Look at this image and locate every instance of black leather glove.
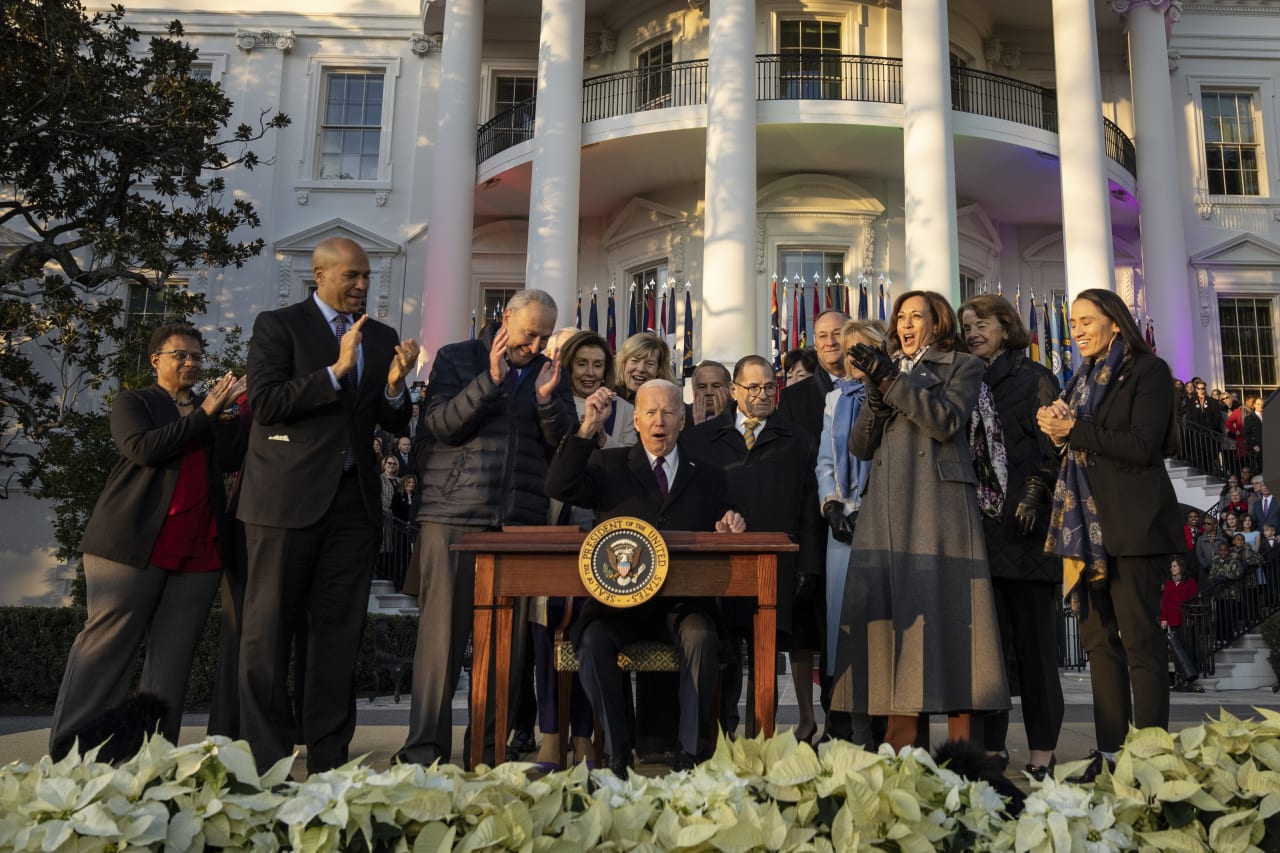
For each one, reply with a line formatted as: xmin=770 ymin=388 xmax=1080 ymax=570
xmin=823 ymin=500 xmax=855 ymax=544
xmin=848 ymin=343 xmax=897 ymax=388
xmin=793 ymin=572 xmax=820 ymax=605
xmin=1014 ymin=478 xmax=1050 ymax=536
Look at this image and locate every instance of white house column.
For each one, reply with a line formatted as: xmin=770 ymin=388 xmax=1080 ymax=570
xmin=420 ymin=0 xmax=483 ymax=363
xmin=524 ymin=0 xmax=585 ymax=325
xmin=1118 ymin=0 xmax=1194 ymax=379
xmin=901 ymin=0 xmax=959 ymax=303
xmin=1052 ymin=0 xmax=1116 ymax=300
xmin=700 ymin=0 xmax=757 ymax=363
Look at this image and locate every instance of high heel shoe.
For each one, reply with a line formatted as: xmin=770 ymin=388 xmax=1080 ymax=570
xmin=1025 ymin=755 xmax=1056 ymax=782
xmin=794 ymin=722 xmax=818 ymax=745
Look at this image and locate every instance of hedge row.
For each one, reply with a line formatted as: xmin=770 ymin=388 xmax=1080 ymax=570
xmin=0 ymin=606 xmax=414 ymax=708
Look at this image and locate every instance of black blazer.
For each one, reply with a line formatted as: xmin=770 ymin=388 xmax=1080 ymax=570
xmin=237 ymin=297 xmax=410 ymax=528
xmin=545 ymin=435 xmax=733 ymax=641
xmin=776 ymin=370 xmax=836 ymax=441
xmin=80 ymin=385 xmax=246 ymax=570
xmin=1066 ymin=352 xmax=1184 ymax=557
xmin=684 ymin=410 xmax=821 ymax=633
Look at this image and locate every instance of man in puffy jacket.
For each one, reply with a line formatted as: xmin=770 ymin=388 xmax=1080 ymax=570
xmin=396 ymin=289 xmax=576 ymax=766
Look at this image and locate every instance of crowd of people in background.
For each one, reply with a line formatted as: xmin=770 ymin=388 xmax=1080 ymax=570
xmin=49 ymin=235 xmax=1275 ymax=788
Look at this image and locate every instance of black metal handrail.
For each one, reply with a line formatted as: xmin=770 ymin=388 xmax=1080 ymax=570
xmin=582 ymin=58 xmax=709 ymax=122
xmin=1176 ymin=415 xmax=1245 ymax=482
xmin=755 ymin=53 xmax=903 ymax=103
xmin=476 ymin=96 xmax=536 ymax=163
xmin=475 ymin=55 xmax=1138 ymax=177
xmin=377 ymin=511 xmax=418 ymax=592
xmin=1104 ymin=117 xmax=1138 ymax=175
xmin=1178 ymin=544 xmax=1280 ymax=680
xmin=952 ymin=66 xmax=1057 ymax=132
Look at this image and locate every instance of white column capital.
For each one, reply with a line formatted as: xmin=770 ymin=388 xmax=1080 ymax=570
xmin=1109 ymin=0 xmax=1182 ymax=25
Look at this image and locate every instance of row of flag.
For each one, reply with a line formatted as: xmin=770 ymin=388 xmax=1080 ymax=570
xmin=769 ymin=273 xmax=893 ymax=368
xmin=578 ymin=282 xmax=694 ymax=376
xmin=465 ymin=276 xmax=1161 ymax=389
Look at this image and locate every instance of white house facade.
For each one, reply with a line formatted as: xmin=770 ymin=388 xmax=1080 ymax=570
xmin=3 ymin=0 xmax=1278 ymax=603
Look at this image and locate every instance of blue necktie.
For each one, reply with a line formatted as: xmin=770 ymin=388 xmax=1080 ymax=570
xmin=333 ymin=314 xmax=357 ymax=470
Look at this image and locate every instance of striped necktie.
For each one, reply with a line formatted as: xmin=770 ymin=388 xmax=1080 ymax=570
xmin=743 ymin=418 xmax=759 ymax=450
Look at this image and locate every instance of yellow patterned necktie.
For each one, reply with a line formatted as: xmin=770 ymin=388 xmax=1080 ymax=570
xmin=743 ymin=418 xmax=759 ymax=450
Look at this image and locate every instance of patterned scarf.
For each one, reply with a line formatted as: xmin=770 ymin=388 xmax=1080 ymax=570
xmin=832 ymin=378 xmax=871 ymax=504
xmin=969 ymin=382 xmax=1008 ymax=517
xmin=1046 ymin=335 xmax=1128 ymax=606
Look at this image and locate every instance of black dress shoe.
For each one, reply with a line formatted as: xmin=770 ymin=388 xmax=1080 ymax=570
xmin=1069 ymin=750 xmax=1113 ymax=784
xmin=602 ymin=754 xmax=630 ymax=779
xmin=508 ymin=728 xmax=538 ymax=756
xmin=672 ymin=751 xmax=699 ymax=772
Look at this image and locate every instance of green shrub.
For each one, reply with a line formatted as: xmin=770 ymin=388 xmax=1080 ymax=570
xmin=1261 ymin=609 xmax=1280 ymax=653
xmin=0 ymin=606 xmax=413 ymax=709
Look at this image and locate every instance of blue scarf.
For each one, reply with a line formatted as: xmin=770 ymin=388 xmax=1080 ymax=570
xmin=1046 ymin=336 xmax=1128 ymax=603
xmin=833 ymin=378 xmax=872 ymax=503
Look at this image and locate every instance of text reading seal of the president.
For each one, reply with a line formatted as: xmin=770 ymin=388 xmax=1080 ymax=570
xmin=578 ymin=516 xmax=669 ymax=607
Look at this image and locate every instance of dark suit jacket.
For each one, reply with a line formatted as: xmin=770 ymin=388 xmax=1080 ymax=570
xmin=545 ymin=435 xmax=733 ymax=642
xmin=237 ymin=297 xmax=409 ymax=528
xmin=776 ymin=370 xmax=837 ymax=441
xmin=80 ymin=385 xmax=246 ymax=570
xmin=1066 ymin=352 xmax=1184 ymax=556
xmin=1251 ymin=494 xmax=1280 ymax=532
xmin=684 ymin=410 xmax=820 ymax=633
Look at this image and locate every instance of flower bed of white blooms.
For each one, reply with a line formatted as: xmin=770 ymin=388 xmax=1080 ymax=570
xmin=2 ymin=707 xmax=1279 ymax=852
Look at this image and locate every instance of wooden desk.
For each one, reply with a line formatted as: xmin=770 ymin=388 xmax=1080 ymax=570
xmin=454 ymin=529 xmax=797 ymax=767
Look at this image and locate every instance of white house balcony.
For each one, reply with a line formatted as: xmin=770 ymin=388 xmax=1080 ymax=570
xmin=473 ymin=53 xmax=1138 ymax=228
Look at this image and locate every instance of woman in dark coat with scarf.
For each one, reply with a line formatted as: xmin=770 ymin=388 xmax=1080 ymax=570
xmin=1037 ymin=288 xmax=1183 ymax=781
xmin=50 ymin=324 xmax=245 ymax=759
xmin=832 ymin=291 xmax=1009 ymax=751
xmin=960 ymin=295 xmax=1063 ymax=778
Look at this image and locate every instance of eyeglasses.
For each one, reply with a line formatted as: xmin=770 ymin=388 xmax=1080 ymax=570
xmin=156 ymin=350 xmax=206 ymax=364
xmin=734 ymin=382 xmax=778 ymax=398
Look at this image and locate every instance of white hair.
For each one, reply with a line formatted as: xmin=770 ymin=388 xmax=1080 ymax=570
xmin=506 ymin=288 xmax=557 ymax=316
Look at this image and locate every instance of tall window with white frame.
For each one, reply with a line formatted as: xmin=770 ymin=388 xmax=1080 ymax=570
xmin=1218 ymin=296 xmax=1277 ymax=402
xmin=318 ymin=70 xmax=385 ymax=181
xmin=125 ymin=280 xmax=186 ymax=375
xmin=628 ymin=263 xmax=668 ymax=337
xmin=779 ymin=249 xmax=845 ymax=326
xmin=636 ymin=40 xmax=673 ymax=110
xmin=778 ymin=20 xmax=841 ymax=100
xmin=480 ymin=285 xmax=522 ymax=334
xmin=1202 ymin=91 xmax=1262 ymax=196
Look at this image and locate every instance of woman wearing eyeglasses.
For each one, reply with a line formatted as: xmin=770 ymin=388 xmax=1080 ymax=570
xmin=50 ymin=324 xmax=246 ymax=760
xmin=830 ymin=290 xmax=1009 ymax=751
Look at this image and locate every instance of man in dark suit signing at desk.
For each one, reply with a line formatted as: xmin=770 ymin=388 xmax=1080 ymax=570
xmin=237 ymin=236 xmax=418 ymax=773
xmin=545 ymin=379 xmax=746 ymax=777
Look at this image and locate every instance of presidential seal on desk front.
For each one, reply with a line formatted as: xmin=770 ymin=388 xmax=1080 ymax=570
xmin=579 ymin=516 xmax=669 ymax=607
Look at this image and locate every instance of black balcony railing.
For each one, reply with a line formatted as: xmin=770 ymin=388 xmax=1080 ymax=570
xmin=582 ymin=58 xmax=709 ymax=122
xmin=952 ymin=66 xmax=1057 ymax=132
xmin=476 ymin=96 xmax=536 ymax=163
xmin=475 ymin=55 xmax=1138 ymax=178
xmin=377 ymin=512 xmax=418 ymax=592
xmin=1104 ymin=117 xmax=1138 ymax=176
xmin=755 ymin=54 xmax=903 ymax=103
xmin=1176 ymin=416 xmax=1247 ymax=482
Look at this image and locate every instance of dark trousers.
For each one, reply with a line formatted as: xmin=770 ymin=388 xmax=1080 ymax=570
xmin=209 ymin=519 xmax=247 ymax=738
xmin=240 ymin=473 xmax=376 ymax=773
xmin=50 ymin=556 xmax=220 ymax=758
xmin=398 ymin=521 xmax=527 ymax=767
xmin=531 ymin=600 xmax=593 ymax=739
xmin=578 ymin=610 xmax=719 ymax=758
xmin=985 ymin=579 xmax=1065 ymax=753
xmin=1079 ymin=553 xmax=1171 ymax=753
